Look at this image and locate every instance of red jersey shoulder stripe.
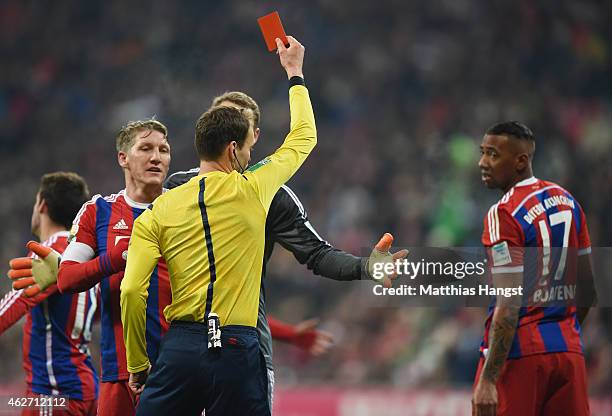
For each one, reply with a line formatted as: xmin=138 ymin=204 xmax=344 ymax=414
xmin=73 ymin=194 xmax=103 ymax=226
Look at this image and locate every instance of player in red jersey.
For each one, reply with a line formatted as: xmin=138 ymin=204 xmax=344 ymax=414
xmin=56 ymin=120 xmax=171 ymax=416
xmin=1 ymin=172 xmax=97 ymax=415
xmin=472 ymin=121 xmax=596 ymax=416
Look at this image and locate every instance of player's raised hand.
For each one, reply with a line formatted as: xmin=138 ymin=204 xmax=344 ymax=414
xmin=8 ymin=241 xmax=61 ymax=297
xmin=366 ymin=233 xmax=409 ymax=288
xmin=276 ymin=35 xmax=304 ymax=79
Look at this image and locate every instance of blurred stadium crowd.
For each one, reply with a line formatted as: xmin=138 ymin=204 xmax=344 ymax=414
xmin=1 ymin=0 xmax=611 ymax=395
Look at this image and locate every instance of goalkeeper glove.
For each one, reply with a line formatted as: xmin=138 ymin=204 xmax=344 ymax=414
xmin=8 ymin=241 xmax=61 ymax=297
xmin=365 ymin=233 xmax=409 ymax=288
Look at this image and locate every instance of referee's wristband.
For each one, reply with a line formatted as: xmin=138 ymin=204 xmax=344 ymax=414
xmin=289 ymin=76 xmax=305 ymax=88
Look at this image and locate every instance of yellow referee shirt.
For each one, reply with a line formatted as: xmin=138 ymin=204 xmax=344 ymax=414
xmin=120 ymin=85 xmax=316 ymax=372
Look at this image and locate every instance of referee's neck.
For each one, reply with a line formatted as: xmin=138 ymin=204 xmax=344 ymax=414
xmin=199 ymin=159 xmax=233 ymax=175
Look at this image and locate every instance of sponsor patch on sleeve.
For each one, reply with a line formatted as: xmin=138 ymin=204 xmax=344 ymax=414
xmin=491 ymin=241 xmax=512 ymax=266
xmin=246 ymin=157 xmax=272 ymax=172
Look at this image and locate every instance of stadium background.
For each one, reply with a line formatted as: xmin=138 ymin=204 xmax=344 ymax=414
xmin=1 ymin=1 xmax=610 ymax=414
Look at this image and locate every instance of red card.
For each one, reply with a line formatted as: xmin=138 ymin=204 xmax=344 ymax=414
xmin=257 ymin=11 xmax=289 ymax=52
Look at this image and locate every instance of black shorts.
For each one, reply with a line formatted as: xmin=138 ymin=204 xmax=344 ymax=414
xmin=136 ymin=322 xmax=269 ymax=416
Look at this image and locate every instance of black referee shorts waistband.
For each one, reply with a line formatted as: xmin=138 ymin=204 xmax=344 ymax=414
xmin=171 ymin=320 xmax=257 ymax=336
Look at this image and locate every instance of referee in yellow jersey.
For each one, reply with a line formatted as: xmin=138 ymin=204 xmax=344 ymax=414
xmin=120 ymin=36 xmax=315 ymax=416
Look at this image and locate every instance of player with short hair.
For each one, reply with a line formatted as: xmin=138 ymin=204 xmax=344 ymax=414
xmin=472 ymin=121 xmax=595 ymax=416
xmin=1 ymin=172 xmax=97 ymax=416
xmin=211 ymin=91 xmax=261 ymax=128
xmin=120 ymin=36 xmax=315 ymax=416
xmin=56 ymin=119 xmax=172 ymax=416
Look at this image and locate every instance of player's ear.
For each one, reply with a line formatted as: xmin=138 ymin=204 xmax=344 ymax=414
xmin=516 ymin=153 xmax=530 ymax=172
xmin=118 ymin=151 xmax=128 ymax=168
xmin=253 ymin=128 xmax=261 ymax=144
xmin=36 ymin=195 xmax=47 ymax=214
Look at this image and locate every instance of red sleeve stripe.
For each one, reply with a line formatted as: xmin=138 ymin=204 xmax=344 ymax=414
xmin=73 ymin=192 xmax=121 ymax=229
xmin=73 ymin=194 xmax=102 ymax=226
xmin=0 ymin=290 xmax=23 ymax=316
xmin=487 ymin=203 xmax=500 ymax=243
xmin=487 ymin=206 xmax=494 ymax=242
xmin=487 ymin=189 xmax=514 ymax=244
xmin=493 ymin=204 xmax=500 ymax=241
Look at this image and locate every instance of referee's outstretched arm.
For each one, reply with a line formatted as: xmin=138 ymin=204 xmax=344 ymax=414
xmin=244 ymin=35 xmax=317 ymax=212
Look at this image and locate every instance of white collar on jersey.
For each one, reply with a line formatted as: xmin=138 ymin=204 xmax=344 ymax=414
xmin=514 ymin=176 xmax=538 ymax=187
xmin=121 ymin=190 xmax=153 ymax=209
xmin=120 ymin=188 xmax=168 ymax=209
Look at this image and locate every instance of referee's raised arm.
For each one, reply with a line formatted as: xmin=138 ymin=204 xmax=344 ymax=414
xmin=244 ymin=35 xmax=317 ymax=212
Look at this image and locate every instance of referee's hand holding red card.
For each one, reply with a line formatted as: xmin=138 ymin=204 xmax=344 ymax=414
xmin=276 ymin=36 xmax=304 ymax=79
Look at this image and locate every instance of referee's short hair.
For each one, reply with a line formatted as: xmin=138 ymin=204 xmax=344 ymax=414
xmin=39 ymin=172 xmax=90 ymax=229
xmin=195 ymin=106 xmax=250 ymax=161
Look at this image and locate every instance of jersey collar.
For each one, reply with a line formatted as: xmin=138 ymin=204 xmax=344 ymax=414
xmin=121 ymin=190 xmax=154 ymax=209
xmin=514 ymin=176 xmax=538 ymax=187
xmin=498 ymin=177 xmax=538 ymax=203
xmin=49 ymin=230 xmax=70 ymax=239
xmin=41 ymin=230 xmax=71 ymax=246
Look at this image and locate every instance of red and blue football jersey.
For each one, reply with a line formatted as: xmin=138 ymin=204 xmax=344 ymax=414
xmin=65 ymin=190 xmax=171 ymax=382
xmin=0 ymin=232 xmax=98 ymax=400
xmin=481 ymin=177 xmax=591 ymax=359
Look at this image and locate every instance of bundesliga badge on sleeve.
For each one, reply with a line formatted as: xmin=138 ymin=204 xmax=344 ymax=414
xmin=207 ymin=312 xmax=222 ymax=349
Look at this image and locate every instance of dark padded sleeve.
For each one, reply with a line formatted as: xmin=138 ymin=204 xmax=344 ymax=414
xmin=266 ymin=186 xmax=363 ymax=281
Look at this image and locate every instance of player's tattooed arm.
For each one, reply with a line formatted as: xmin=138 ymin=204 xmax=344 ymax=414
xmin=481 ymin=304 xmax=519 ymax=382
xmin=473 ymin=295 xmax=519 ymax=416
xmin=481 ymin=271 xmax=522 ymax=383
